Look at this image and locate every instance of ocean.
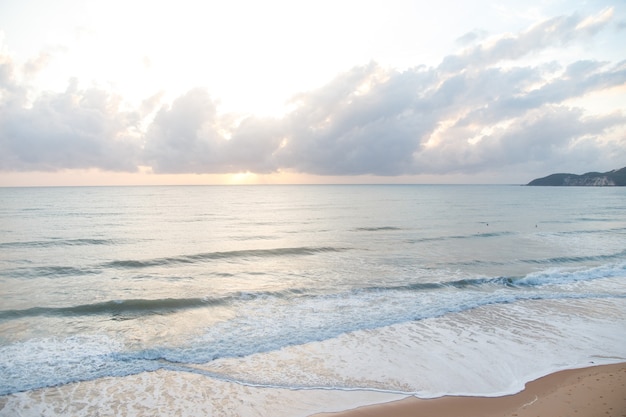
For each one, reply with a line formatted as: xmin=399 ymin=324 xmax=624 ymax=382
xmin=0 ymin=185 xmax=625 ymax=416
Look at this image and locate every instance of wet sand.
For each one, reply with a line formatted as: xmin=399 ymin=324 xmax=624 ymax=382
xmin=312 ymin=362 xmax=626 ymax=417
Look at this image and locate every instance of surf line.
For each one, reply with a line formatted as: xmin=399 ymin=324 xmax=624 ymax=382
xmin=158 ymin=362 xmax=416 ymax=396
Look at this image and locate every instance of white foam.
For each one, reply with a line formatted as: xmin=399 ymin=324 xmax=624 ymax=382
xmin=516 ymin=262 xmax=626 ymax=287
xmin=2 ymin=269 xmax=624 ymax=397
xmin=3 ymin=297 xmax=625 ymax=417
xmin=0 ymin=335 xmax=127 ymax=395
xmin=0 ymin=369 xmax=404 ymax=417
xmin=197 ymin=297 xmax=626 ymax=398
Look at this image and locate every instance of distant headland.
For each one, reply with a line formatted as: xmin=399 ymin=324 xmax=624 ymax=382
xmin=527 ymin=166 xmax=626 ymax=186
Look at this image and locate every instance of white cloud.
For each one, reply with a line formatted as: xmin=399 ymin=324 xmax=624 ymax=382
xmin=439 ymin=9 xmax=615 ymax=73
xmin=576 ymin=7 xmax=614 ymax=33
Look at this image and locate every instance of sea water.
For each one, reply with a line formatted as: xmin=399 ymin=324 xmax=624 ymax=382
xmin=0 ymin=185 xmax=625 ymax=416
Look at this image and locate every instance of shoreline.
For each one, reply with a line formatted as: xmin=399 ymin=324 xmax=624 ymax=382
xmin=311 ymin=362 xmax=626 ymax=417
xmin=1 ymin=362 xmax=624 ymax=416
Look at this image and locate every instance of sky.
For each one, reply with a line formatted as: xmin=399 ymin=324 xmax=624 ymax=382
xmin=0 ymin=0 xmax=625 ymax=186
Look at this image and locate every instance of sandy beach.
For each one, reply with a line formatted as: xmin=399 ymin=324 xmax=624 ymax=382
xmin=313 ymin=362 xmax=626 ymax=417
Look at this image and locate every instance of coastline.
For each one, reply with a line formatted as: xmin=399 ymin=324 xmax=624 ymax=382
xmin=311 ymin=362 xmax=626 ymax=417
xmin=0 ymin=362 xmax=624 ymax=416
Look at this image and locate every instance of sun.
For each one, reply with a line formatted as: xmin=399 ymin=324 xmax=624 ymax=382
xmin=228 ymin=172 xmax=258 ymax=184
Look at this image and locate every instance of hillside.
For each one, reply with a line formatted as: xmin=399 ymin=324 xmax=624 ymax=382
xmin=527 ymin=166 xmax=626 ymax=186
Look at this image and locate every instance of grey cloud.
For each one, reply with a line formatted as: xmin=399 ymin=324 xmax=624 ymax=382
xmin=143 ymin=88 xmax=282 ymax=174
xmin=0 ymin=54 xmax=28 ymax=108
xmin=222 ymin=116 xmax=283 ymax=173
xmin=276 ymin=65 xmax=436 ymax=175
xmin=0 ymin=57 xmax=16 ymax=88
xmin=412 ymin=106 xmax=626 ymax=175
xmin=452 ymin=60 xmax=626 ymax=128
xmin=514 ymin=60 xmax=626 ymax=106
xmin=455 ymin=29 xmax=489 ymax=46
xmin=491 ymin=108 xmax=626 ymax=175
xmin=274 ymin=49 xmax=625 ymax=176
xmin=0 ymin=80 xmax=141 ymax=172
xmin=143 ymin=88 xmax=222 ymax=173
xmin=565 ymin=60 xmax=605 ymax=77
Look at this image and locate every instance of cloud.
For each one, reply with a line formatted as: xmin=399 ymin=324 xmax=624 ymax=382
xmin=274 ymin=64 xmax=437 ymax=175
xmin=439 ymin=8 xmax=615 ymax=73
xmin=1 ymin=42 xmax=141 ymax=172
xmin=413 ymin=106 xmax=626 ymax=175
xmin=453 ymin=60 xmax=626 ymax=127
xmin=266 ymin=7 xmax=624 ymax=177
xmin=222 ymin=116 xmax=283 ymax=174
xmin=22 ymin=51 xmax=53 ymax=77
xmin=0 ymin=78 xmax=141 ymax=172
xmin=142 ymin=88 xmax=222 ymax=173
xmin=0 ymin=49 xmax=27 ymax=108
xmin=140 ymin=91 xmax=166 ymax=117
xmin=274 ymin=56 xmax=625 ymax=177
xmin=1 ymin=8 xmax=625 ymax=180
xmin=575 ymin=7 xmax=614 ymax=34
xmin=455 ymin=29 xmax=489 ymax=46
xmin=143 ymin=88 xmax=282 ymax=174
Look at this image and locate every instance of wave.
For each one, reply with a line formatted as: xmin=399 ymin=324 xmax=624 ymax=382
xmin=1 ymin=263 xmax=625 ymax=396
xmin=520 ymin=248 xmax=626 ymax=265
xmin=514 ymin=263 xmax=626 ymax=286
xmin=2 ymin=246 xmax=348 ymax=278
xmin=104 ymin=246 xmax=346 ymax=269
xmin=445 ymin=249 xmax=626 ymax=269
xmin=407 ymin=226 xmax=626 ymax=245
xmin=106 ymin=279 xmax=626 ymax=368
xmin=6 ymin=265 xmax=103 ymax=278
xmin=0 ymin=289 xmax=309 ymax=321
xmin=0 ymin=238 xmax=117 ymax=248
xmin=4 ymin=263 xmax=623 ymax=323
xmin=552 ymin=226 xmax=626 ymax=235
xmin=353 ymin=226 xmax=402 ymax=232
xmin=408 ymin=230 xmax=515 ymax=243
xmin=358 ymin=262 xmax=626 ymax=294
xmin=229 ymin=235 xmax=279 ymax=241
xmin=0 ymin=297 xmax=224 ymax=321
